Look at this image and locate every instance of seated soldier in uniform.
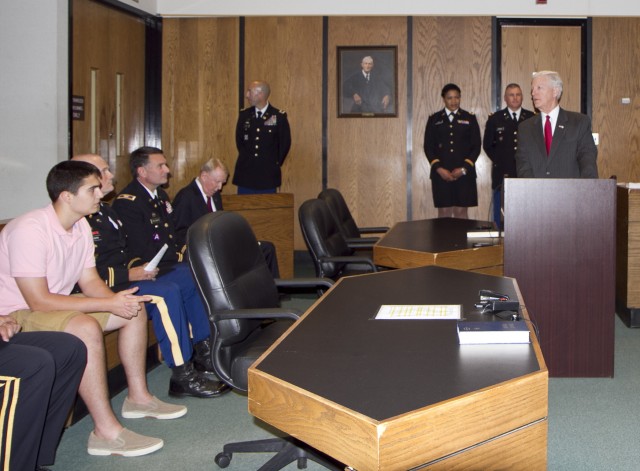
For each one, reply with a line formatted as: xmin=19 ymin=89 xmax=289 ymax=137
xmin=73 ymin=154 xmax=229 ymax=399
xmin=0 ymin=160 xmax=183 ymax=457
xmin=171 ymin=157 xmax=280 ymax=278
xmin=112 ymin=147 xmax=222 ymax=374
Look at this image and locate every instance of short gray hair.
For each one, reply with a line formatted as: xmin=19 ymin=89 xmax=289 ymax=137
xmin=532 ymin=70 xmax=563 ymax=99
xmin=200 ymin=158 xmax=229 ymax=176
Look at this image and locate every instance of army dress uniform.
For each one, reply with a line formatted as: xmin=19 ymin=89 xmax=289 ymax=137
xmin=233 ymin=104 xmax=292 ymax=191
xmin=112 ymin=181 xmax=212 ymax=359
xmin=482 ymin=107 xmax=534 ymax=226
xmin=482 ymin=107 xmax=535 ymax=190
xmin=112 ymin=180 xmax=183 ymax=265
xmin=86 ymin=202 xmax=196 ymax=368
xmin=424 ymin=108 xmax=481 ymax=208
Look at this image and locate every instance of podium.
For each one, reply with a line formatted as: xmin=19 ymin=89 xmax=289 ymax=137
xmin=221 ymin=193 xmax=294 ymax=278
xmin=503 ymin=179 xmax=616 ymax=377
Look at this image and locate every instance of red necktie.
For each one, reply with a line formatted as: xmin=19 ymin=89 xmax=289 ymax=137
xmin=207 ymin=196 xmax=213 ymax=212
xmin=544 ymin=115 xmax=552 ymax=156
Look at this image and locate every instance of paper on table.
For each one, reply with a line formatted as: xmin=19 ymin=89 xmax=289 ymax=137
xmin=375 ymin=305 xmax=461 ymax=320
xmin=144 ymin=243 xmax=168 ymax=271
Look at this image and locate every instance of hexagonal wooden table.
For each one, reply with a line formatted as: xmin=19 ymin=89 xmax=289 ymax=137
xmin=373 ymin=218 xmax=503 ymax=276
xmin=249 ymin=266 xmax=547 ymax=470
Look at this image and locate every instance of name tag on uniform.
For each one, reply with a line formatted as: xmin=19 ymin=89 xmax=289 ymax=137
xmin=150 ymin=212 xmax=161 ymax=226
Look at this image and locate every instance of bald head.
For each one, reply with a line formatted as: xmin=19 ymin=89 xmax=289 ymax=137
xmin=71 ymin=154 xmax=115 ymax=195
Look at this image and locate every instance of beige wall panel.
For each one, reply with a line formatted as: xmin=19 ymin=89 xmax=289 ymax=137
xmin=592 ymin=17 xmax=640 ymax=182
xmin=327 ymin=17 xmax=407 ymax=231
xmin=243 ymin=17 xmax=323 ymax=250
xmin=162 ymin=18 xmax=239 ymax=199
xmin=501 ymin=25 xmax=581 ymax=114
xmin=412 ymin=17 xmax=492 ymax=221
xmin=72 ymin=0 xmax=145 ymax=193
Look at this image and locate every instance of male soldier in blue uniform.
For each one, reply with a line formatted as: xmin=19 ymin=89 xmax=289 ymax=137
xmin=112 ymin=148 xmax=226 ymax=388
xmin=233 ymin=81 xmax=291 ymax=194
xmin=424 ymin=83 xmax=481 ymax=219
xmin=74 ymin=154 xmax=228 ymax=399
xmin=483 ymin=83 xmax=534 ymax=227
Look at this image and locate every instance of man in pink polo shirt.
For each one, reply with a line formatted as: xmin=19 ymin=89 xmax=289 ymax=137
xmin=0 ymin=161 xmax=184 ymax=457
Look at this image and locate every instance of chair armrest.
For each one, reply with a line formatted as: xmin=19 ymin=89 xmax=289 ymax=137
xmin=211 ymin=308 xmax=301 ymax=323
xmin=345 ymin=237 xmax=378 ymax=249
xmin=359 ymin=226 xmax=389 ymax=234
xmin=319 ymin=255 xmax=378 ymax=272
xmin=275 ymin=278 xmax=334 ymax=290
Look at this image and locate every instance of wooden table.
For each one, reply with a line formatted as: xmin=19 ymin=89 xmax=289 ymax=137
xmin=249 ymin=266 xmax=548 ymax=470
xmin=616 ymin=184 xmax=640 ymax=327
xmin=373 ymin=218 xmax=503 ymax=275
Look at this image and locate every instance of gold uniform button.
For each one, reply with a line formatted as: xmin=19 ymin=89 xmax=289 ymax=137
xmin=164 ymin=223 xmax=169 ymax=227
xmin=169 ymin=235 xmax=173 ymax=239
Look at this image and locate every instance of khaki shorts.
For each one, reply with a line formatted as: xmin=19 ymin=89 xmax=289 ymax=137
xmin=11 ymin=308 xmax=111 ymax=332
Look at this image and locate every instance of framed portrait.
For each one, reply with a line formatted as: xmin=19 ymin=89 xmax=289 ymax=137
xmin=337 ymin=45 xmax=398 ymax=118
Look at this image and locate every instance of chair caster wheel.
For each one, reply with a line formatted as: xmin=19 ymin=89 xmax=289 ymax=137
xmin=215 ymin=452 xmax=232 ymax=468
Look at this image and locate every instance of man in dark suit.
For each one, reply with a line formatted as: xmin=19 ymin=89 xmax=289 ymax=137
xmin=343 ymin=55 xmax=393 ymax=114
xmin=515 ymin=70 xmax=598 ymax=178
xmin=172 ymin=158 xmax=280 ymax=278
xmin=233 ymin=81 xmax=291 ymax=194
xmin=483 ymin=83 xmax=535 ymax=227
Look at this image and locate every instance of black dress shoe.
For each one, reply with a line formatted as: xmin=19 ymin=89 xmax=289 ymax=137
xmin=169 ymin=362 xmax=231 ymax=398
xmin=193 ymin=338 xmax=215 ymax=373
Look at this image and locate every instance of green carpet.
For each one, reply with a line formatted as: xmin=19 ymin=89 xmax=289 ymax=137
xmin=48 ymin=272 xmax=640 ymax=471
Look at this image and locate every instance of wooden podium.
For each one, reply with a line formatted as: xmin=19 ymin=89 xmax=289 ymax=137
xmin=221 ymin=193 xmax=294 ymax=279
xmin=503 ymin=179 xmax=616 ymax=377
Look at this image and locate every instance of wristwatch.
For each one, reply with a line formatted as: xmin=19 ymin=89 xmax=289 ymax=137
xmin=460 ymin=167 xmax=467 ymax=176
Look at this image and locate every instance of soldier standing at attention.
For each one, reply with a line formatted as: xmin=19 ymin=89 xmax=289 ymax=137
xmin=424 ymin=83 xmax=481 ymax=219
xmin=233 ymin=81 xmax=291 ymax=194
xmin=483 ymin=83 xmax=534 ymax=228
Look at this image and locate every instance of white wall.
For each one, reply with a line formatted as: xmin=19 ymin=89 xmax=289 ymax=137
xmin=155 ymin=0 xmax=640 ymax=17
xmin=0 ymin=0 xmax=68 ymax=219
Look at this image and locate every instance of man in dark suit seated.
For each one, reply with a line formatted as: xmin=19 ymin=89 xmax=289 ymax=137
xmin=172 ymin=158 xmax=280 ymax=278
xmin=515 ymin=70 xmax=598 ymax=178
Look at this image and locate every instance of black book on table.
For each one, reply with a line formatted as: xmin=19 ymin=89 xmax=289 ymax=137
xmin=457 ymin=320 xmax=530 ymax=345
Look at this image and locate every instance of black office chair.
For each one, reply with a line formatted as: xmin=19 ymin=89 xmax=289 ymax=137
xmin=317 ymin=188 xmax=389 ymax=249
xmin=298 ymin=198 xmax=378 ymax=280
xmin=187 ymin=211 xmax=341 ymax=471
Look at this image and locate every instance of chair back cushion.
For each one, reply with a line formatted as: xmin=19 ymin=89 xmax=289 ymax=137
xmin=318 ymin=188 xmax=360 ymax=239
xmin=298 ymin=199 xmax=351 ymax=278
xmin=187 ymin=211 xmax=279 ymax=346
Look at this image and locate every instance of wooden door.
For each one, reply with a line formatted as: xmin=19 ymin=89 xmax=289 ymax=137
xmin=499 ymin=23 xmax=583 ymax=113
xmin=71 ymin=0 xmax=146 ymax=194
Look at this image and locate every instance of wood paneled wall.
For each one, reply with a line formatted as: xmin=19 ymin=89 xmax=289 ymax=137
xmin=72 ymin=0 xmax=146 ymax=193
xmin=161 ymin=16 xmax=640 ymax=250
xmin=244 ymin=17 xmax=324 ymax=249
xmin=327 ymin=17 xmax=408 ymax=230
xmin=592 ymin=18 xmax=640 ymax=182
xmin=412 ymin=17 xmax=492 ymax=221
xmin=501 ymin=25 xmax=582 ymax=114
xmin=162 ymin=18 xmax=239 ymax=190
